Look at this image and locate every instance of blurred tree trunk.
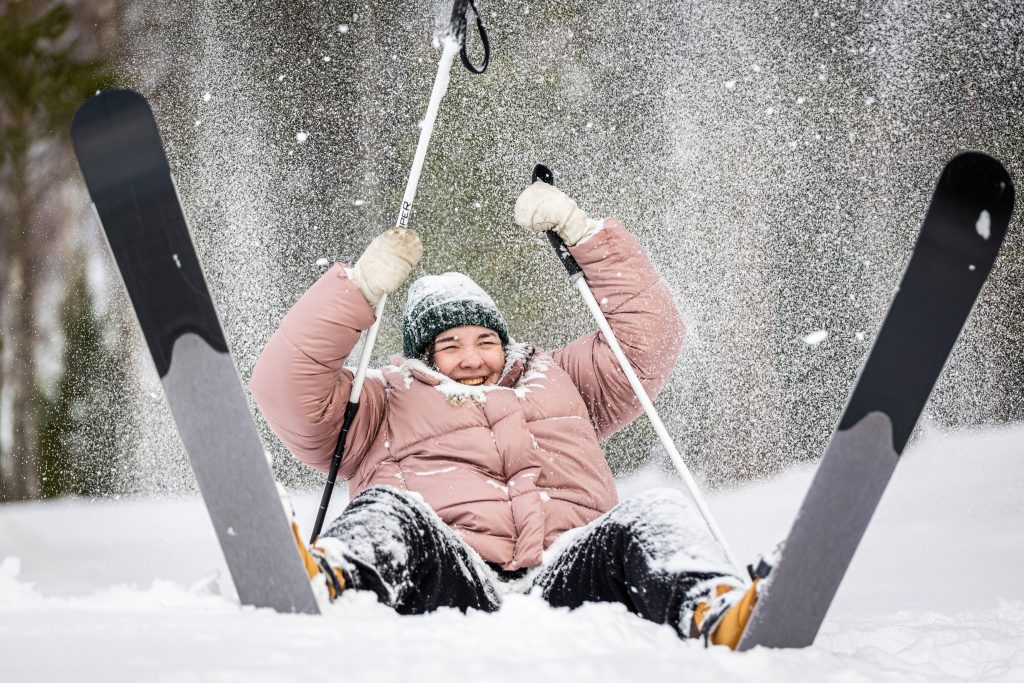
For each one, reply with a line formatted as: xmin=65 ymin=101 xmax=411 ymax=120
xmin=6 ymin=145 xmax=40 ymax=500
xmin=0 ymin=2 xmax=113 ymax=501
xmin=0 ymin=187 xmax=7 ymax=502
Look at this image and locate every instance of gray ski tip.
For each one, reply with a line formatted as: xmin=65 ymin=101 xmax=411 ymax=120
xmin=738 ymin=411 xmax=898 ymax=651
xmin=162 ymin=333 xmax=320 ymax=615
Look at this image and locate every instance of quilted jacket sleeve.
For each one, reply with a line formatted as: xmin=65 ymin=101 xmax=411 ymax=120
xmin=551 ymin=220 xmax=686 ymax=440
xmin=249 ymin=264 xmax=388 ymax=478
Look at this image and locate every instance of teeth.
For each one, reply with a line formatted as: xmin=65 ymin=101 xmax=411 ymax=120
xmin=459 ymin=377 xmax=485 ymax=385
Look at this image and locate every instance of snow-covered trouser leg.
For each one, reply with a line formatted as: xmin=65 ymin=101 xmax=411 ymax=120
xmin=531 ymin=488 xmax=743 ymax=638
xmin=320 ymin=486 xmax=501 ymax=614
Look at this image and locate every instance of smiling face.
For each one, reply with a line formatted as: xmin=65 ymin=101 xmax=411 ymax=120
xmin=430 ymin=325 xmax=506 ymax=385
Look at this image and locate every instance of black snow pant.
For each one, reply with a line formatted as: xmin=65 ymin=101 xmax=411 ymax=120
xmin=320 ymin=486 xmax=741 ymax=637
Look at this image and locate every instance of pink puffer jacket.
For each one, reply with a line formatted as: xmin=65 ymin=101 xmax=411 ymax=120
xmin=250 ymin=221 xmax=685 ymax=570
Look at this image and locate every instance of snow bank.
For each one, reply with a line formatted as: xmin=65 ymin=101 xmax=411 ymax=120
xmin=2 ymin=423 xmax=1023 ymax=681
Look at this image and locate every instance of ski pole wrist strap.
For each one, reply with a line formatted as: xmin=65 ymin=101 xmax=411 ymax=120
xmin=450 ymin=0 xmax=490 ymax=74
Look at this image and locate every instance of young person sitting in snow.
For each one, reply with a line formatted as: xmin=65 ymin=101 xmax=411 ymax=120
xmin=250 ymin=180 xmax=758 ymax=646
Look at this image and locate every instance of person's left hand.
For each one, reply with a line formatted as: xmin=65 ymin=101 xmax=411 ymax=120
xmin=513 ymin=180 xmax=599 ymax=246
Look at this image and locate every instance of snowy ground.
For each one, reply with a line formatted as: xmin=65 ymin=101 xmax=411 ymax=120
xmin=2 ymin=424 xmax=1023 ymax=682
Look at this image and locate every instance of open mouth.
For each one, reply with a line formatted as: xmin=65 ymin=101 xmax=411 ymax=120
xmin=458 ymin=377 xmax=486 ymax=386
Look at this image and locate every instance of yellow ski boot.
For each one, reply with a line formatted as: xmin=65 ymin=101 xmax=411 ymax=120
xmin=291 ymin=522 xmax=350 ymax=602
xmin=691 ymin=578 xmax=761 ymax=648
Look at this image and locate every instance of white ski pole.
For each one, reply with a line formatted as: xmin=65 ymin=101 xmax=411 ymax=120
xmin=531 ymin=164 xmax=743 ymax=576
xmin=311 ymin=3 xmax=490 ymax=542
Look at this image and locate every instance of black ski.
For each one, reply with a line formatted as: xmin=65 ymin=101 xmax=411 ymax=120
xmin=71 ymin=89 xmax=319 ymax=615
xmin=738 ymin=151 xmax=1014 ymax=649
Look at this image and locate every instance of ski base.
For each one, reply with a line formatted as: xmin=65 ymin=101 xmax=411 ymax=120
xmin=739 ymin=151 xmax=1014 ymax=650
xmin=72 ymin=89 xmax=319 ymax=615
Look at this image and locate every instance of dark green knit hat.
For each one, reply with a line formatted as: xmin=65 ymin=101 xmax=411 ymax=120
xmin=402 ymin=272 xmax=509 ymax=358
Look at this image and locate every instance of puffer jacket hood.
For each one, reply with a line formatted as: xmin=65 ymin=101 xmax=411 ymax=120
xmin=250 ymin=220 xmax=685 ymax=570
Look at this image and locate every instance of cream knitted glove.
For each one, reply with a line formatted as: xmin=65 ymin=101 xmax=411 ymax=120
xmin=350 ymin=229 xmax=423 ymax=306
xmin=513 ymin=180 xmax=602 ymax=246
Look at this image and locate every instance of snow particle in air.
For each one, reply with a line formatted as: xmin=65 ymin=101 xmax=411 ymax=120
xmin=969 ymin=264 xmax=976 ymax=271
xmin=724 ymin=80 xmax=737 ymax=90
xmin=323 ymin=56 xmax=331 ymax=63
xmin=338 ymin=24 xmax=349 ymax=33
xmin=802 ymin=329 xmax=828 ymax=346
xmin=296 ymin=131 xmax=309 ymax=143
xmin=976 ymin=210 xmax=991 ymax=240
xmin=202 ymin=91 xmax=212 ymax=102
xmin=316 ymin=257 xmax=329 ymax=267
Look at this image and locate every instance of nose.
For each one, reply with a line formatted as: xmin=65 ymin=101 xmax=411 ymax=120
xmin=459 ymin=349 xmax=483 ymax=368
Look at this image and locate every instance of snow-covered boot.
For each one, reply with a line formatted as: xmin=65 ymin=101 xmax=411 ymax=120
xmin=291 ymin=521 xmax=352 ymax=602
xmin=690 ymin=578 xmax=762 ymax=648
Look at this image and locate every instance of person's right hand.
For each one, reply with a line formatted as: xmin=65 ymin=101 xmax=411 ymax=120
xmin=350 ymin=229 xmax=422 ymax=306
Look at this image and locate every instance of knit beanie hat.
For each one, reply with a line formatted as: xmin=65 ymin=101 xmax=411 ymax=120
xmin=402 ymin=272 xmax=509 ymax=358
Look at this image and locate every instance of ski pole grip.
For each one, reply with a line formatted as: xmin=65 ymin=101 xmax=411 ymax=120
xmin=546 ymin=230 xmax=583 ymax=278
xmin=310 ymin=400 xmax=361 ymax=543
xmin=532 ymin=164 xmax=583 ymax=278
